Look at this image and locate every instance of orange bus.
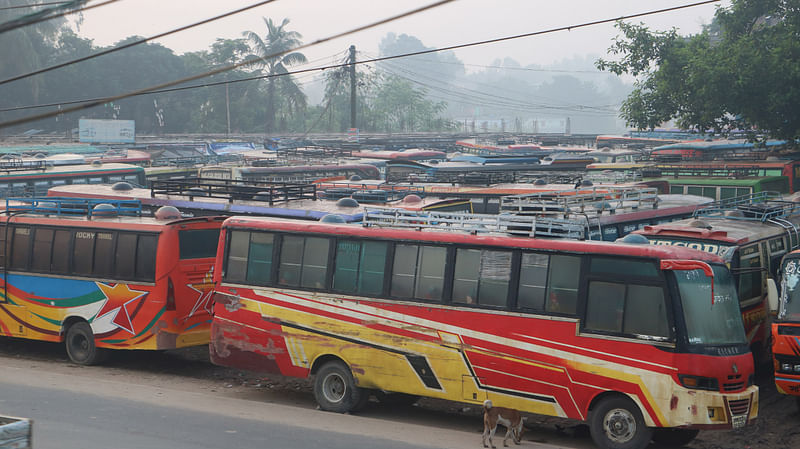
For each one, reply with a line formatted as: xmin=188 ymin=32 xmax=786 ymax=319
xmin=209 ymin=216 xmax=757 ymax=449
xmin=0 ymin=197 xmax=224 ymax=365
xmin=770 ymin=249 xmax=800 ymax=409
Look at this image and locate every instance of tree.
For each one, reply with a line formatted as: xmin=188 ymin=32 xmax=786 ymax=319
xmin=596 ymin=0 xmax=800 ymax=142
xmin=243 ymin=18 xmax=308 ymax=134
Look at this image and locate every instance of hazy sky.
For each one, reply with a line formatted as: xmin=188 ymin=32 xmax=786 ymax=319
xmin=73 ymin=0 xmax=729 ymax=72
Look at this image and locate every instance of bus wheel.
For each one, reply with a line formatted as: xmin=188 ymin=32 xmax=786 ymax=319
xmin=589 ymin=396 xmax=652 ymax=449
xmin=313 ymin=360 xmax=366 ymax=413
xmin=65 ymin=321 xmax=103 ymax=365
xmin=652 ymin=428 xmax=699 ymax=447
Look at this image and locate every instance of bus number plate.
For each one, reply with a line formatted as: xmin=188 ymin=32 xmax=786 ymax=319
xmin=732 ymin=415 xmax=747 ymax=429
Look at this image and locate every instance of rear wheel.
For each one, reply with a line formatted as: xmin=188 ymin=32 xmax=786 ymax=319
xmin=652 ymin=428 xmax=700 ymax=447
xmin=589 ymin=396 xmax=653 ymax=449
xmin=65 ymin=321 xmax=105 ymax=365
xmin=313 ymin=360 xmax=367 ymax=413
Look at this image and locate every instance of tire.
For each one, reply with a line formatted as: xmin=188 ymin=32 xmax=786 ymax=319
xmin=313 ymin=360 xmax=367 ymax=413
xmin=652 ymin=428 xmax=700 ymax=447
xmin=65 ymin=321 xmax=105 ymax=365
xmin=589 ymin=396 xmax=653 ymax=449
xmin=375 ymin=391 xmax=419 ymax=407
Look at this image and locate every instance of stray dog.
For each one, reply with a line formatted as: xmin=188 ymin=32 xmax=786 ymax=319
xmin=482 ymin=399 xmax=524 ymax=448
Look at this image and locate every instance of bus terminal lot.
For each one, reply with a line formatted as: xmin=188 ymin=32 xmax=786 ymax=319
xmin=0 ymin=339 xmax=797 ymax=449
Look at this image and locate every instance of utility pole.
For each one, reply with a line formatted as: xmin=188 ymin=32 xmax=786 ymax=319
xmin=349 ymin=45 xmax=357 ymax=130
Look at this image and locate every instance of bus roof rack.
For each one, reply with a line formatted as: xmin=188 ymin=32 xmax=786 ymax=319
xmin=150 ymin=178 xmax=317 ymax=204
xmin=5 ymin=197 xmax=143 ymax=218
xmin=693 ymin=191 xmax=800 ymax=222
xmin=362 ymin=207 xmax=586 ymax=239
xmin=500 ymin=186 xmax=660 ymax=218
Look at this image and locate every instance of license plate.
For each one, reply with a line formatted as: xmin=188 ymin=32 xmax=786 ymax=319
xmin=732 ymin=414 xmax=747 ymax=429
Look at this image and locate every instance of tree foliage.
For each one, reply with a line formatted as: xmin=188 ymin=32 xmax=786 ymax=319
xmin=596 ymin=0 xmax=800 ymax=142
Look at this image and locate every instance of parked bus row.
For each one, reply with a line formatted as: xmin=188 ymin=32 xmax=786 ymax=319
xmin=0 ymin=192 xmax=765 ymax=449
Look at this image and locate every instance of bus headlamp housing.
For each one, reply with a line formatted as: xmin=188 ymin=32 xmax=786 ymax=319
xmin=679 ymin=374 xmax=719 ymax=391
xmin=779 ymin=362 xmax=800 ymax=373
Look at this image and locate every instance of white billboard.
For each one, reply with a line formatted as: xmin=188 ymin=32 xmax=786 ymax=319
xmin=78 ymin=119 xmax=135 ymax=143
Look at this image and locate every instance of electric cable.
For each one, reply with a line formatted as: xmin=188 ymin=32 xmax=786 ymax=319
xmin=0 ymin=0 xmax=457 ymax=129
xmin=0 ymin=0 xmax=118 ymax=34
xmin=0 ymin=0 xmax=282 ymax=86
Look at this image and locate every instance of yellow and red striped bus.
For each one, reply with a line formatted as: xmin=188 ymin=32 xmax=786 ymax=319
xmin=209 ymin=216 xmax=758 ymax=449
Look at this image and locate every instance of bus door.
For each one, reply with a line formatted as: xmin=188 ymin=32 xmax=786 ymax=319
xmin=738 ymin=243 xmax=769 ymax=362
xmin=175 ymin=226 xmax=220 ymax=323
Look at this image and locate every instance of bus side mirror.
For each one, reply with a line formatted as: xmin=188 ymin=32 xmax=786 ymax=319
xmin=767 ymin=278 xmax=779 ymax=313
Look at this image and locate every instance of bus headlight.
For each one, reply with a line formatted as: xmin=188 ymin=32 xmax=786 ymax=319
xmin=781 ymin=362 xmax=792 ymax=372
xmin=679 ymin=374 xmax=719 ymax=391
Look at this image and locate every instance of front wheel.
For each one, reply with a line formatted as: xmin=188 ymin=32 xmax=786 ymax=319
xmin=652 ymin=428 xmax=700 ymax=447
xmin=65 ymin=321 xmax=105 ymax=365
xmin=313 ymin=360 xmax=367 ymax=413
xmin=589 ymin=396 xmax=653 ymax=449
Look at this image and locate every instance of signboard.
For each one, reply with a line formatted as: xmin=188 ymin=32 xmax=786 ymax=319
xmin=78 ymin=119 xmax=135 ymax=144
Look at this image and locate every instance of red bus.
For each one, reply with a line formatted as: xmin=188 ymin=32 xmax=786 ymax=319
xmin=770 ymin=249 xmax=800 ymax=409
xmin=636 ymin=193 xmax=800 ymax=367
xmin=209 ymin=216 xmax=757 ymax=449
xmin=0 ymin=197 xmax=224 ymax=365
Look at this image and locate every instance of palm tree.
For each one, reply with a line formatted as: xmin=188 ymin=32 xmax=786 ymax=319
xmin=243 ymin=18 xmax=308 ymax=134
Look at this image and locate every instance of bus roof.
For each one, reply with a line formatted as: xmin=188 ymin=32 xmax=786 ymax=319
xmin=0 ymin=211 xmax=224 ymax=229
xmin=223 ymin=215 xmax=726 ymax=263
xmin=0 ymin=162 xmax=142 ymax=180
xmin=636 ymin=214 xmax=793 ymax=244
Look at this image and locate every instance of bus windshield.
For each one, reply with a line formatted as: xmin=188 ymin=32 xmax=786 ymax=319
xmin=676 ymin=265 xmax=747 ymax=346
xmin=779 ymin=258 xmax=800 ymax=322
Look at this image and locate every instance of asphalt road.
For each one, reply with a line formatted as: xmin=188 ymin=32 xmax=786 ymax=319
xmin=0 ymin=354 xmax=574 ymax=449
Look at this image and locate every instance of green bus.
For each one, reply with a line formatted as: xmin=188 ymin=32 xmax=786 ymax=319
xmin=660 ymin=176 xmax=790 ymax=201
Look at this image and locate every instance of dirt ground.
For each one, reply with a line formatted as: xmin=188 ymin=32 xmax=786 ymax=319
xmin=1 ymin=338 xmax=798 ymax=449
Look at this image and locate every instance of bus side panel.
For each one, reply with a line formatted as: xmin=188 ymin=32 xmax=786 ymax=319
xmin=0 ymin=273 xmax=163 ymax=349
xmin=772 ymin=323 xmax=800 ymax=395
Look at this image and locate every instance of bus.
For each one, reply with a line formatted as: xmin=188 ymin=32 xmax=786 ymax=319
xmin=659 ymin=176 xmax=790 ymax=200
xmin=655 ymin=160 xmax=800 ymax=194
xmin=636 ymin=193 xmax=800 ymax=366
xmin=0 ymin=163 xmax=146 ymax=197
xmin=770 ymin=249 xmax=800 ymax=409
xmin=0 ymin=197 xmax=224 ymax=365
xmin=209 ymin=216 xmax=758 ymax=449
xmin=198 ymin=164 xmax=381 ymax=183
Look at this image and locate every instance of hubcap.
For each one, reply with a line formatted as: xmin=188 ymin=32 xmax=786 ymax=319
xmin=603 ymin=407 xmax=636 ymax=443
xmin=322 ymin=372 xmax=346 ymax=404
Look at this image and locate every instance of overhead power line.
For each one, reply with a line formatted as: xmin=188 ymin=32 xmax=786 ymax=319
xmin=0 ymin=0 xmax=118 ymax=34
xmin=0 ymin=0 xmax=457 ymax=128
xmin=0 ymin=0 xmax=282 ymax=87
xmin=0 ymin=2 xmax=71 ymax=11
xmin=0 ymin=0 xmax=720 ymax=122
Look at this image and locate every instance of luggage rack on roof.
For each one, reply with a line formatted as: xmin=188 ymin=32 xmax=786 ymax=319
xmin=362 ymin=207 xmax=586 ymax=239
xmin=5 ymin=197 xmax=142 ymax=218
xmin=692 ymin=191 xmax=800 ymax=222
xmin=150 ymin=178 xmax=317 ymax=204
xmin=500 ymin=186 xmax=660 ymax=218
xmin=318 ymin=184 xmax=425 ymax=202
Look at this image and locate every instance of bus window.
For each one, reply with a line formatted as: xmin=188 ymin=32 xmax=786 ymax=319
xmin=94 ymin=232 xmax=115 ymax=278
xmin=452 ymin=248 xmax=512 ymax=307
xmin=736 ymin=187 xmax=751 ymax=196
xmin=51 ymin=229 xmax=71 ymax=273
xmin=225 ymin=231 xmax=250 ymax=283
xmin=702 ymin=187 xmax=717 ymax=199
xmin=115 ymin=233 xmax=137 ymax=279
xmin=89 ymin=177 xmax=103 ymax=184
xmin=720 ymin=187 xmax=737 ymax=200
xmin=737 ymin=245 xmax=763 ymax=304
xmin=72 ymin=178 xmax=87 ymax=184
xmin=135 ymin=234 xmax=158 ymax=281
xmin=333 ymin=240 xmax=388 ymax=296
xmin=10 ymin=227 xmax=31 ymax=270
xmin=179 ymin=229 xmax=220 ymax=260
xmin=278 ymin=236 xmax=329 ymax=289
xmin=545 ymin=255 xmax=581 ymax=314
xmin=31 ymin=228 xmax=54 ymax=271
xmin=624 ymin=284 xmax=669 ymax=338
xmin=247 ymin=232 xmax=274 ymax=284
xmin=390 ymin=244 xmax=446 ymax=301
xmin=585 ymin=281 xmax=626 ymax=332
xmin=0 ymin=225 xmax=6 ymax=267
xmin=687 ymin=186 xmax=703 ymax=197
xmin=590 ymin=257 xmax=659 ymax=278
xmin=669 ymin=185 xmax=684 ymax=194
xmin=73 ymin=231 xmax=95 ymax=275
xmin=517 ymin=253 xmax=548 ymax=311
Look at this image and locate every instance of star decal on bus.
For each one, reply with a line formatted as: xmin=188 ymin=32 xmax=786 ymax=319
xmin=95 ymin=282 xmax=149 ymax=334
xmin=187 ymin=281 xmax=215 ymax=318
